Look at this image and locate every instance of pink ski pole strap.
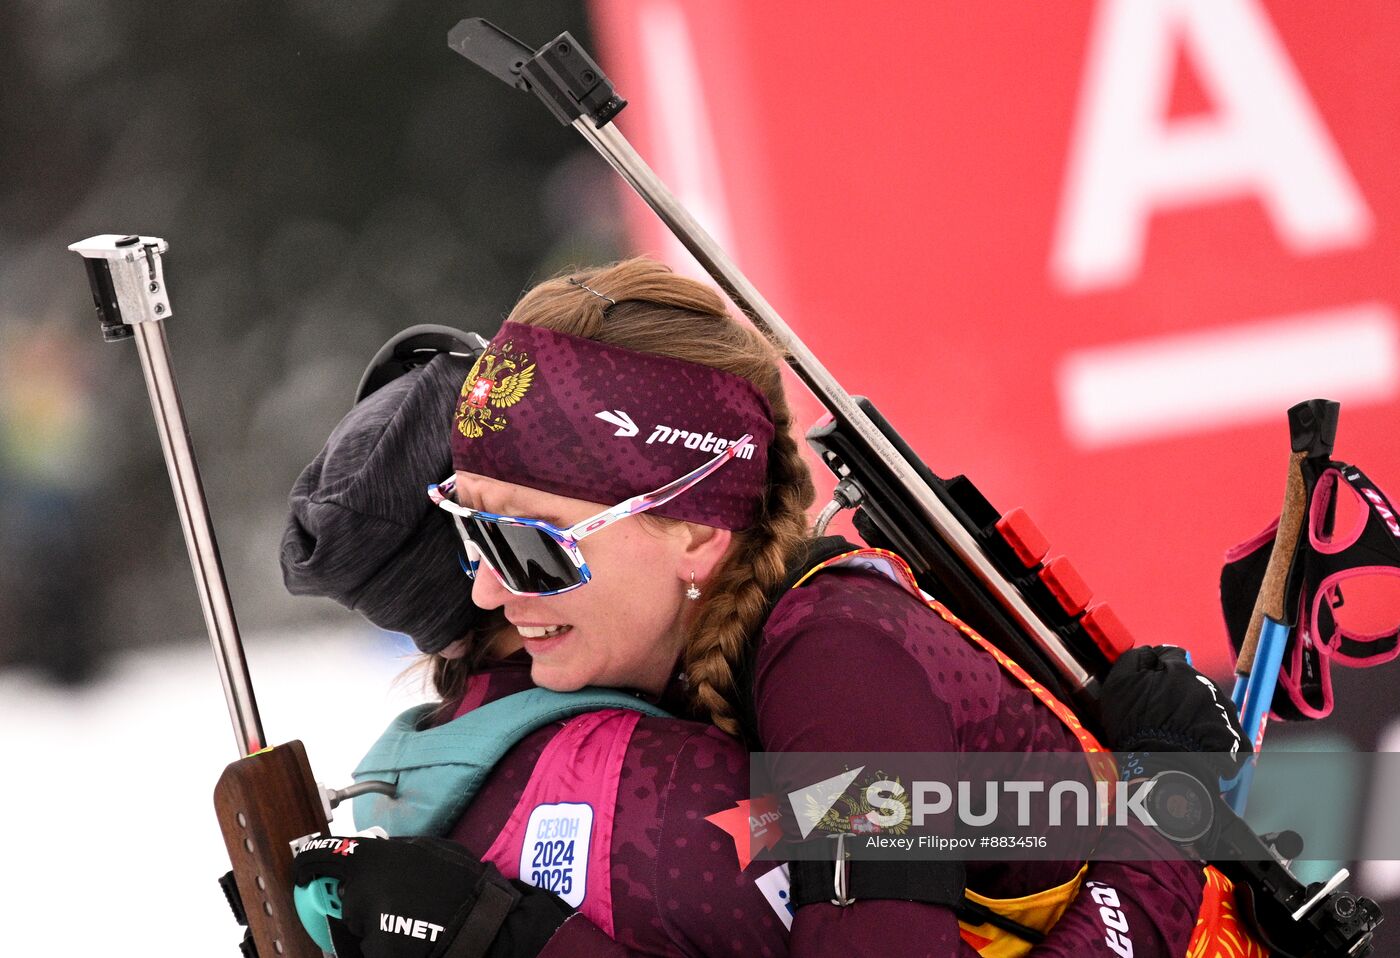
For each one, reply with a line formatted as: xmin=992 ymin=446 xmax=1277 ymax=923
xmin=1221 ymin=461 xmax=1400 ymax=721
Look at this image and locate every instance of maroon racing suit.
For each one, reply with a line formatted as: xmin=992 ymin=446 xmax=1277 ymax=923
xmin=753 ymin=565 xmax=1208 ymax=956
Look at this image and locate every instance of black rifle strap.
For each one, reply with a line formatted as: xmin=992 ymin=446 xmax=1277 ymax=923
xmin=788 ymin=857 xmax=1044 ymax=945
xmin=444 ymin=879 xmax=520 ymax=958
xmin=788 ymin=855 xmax=965 ymax=909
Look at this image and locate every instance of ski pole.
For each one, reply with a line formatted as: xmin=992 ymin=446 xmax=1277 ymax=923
xmin=1226 ymin=398 xmax=1339 ymax=813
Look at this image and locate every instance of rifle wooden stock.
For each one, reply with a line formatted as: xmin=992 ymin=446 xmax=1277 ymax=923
xmin=214 ymin=741 xmax=329 ymax=958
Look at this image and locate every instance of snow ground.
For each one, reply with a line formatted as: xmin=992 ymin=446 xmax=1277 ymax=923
xmin=0 ymin=626 xmax=431 ymax=956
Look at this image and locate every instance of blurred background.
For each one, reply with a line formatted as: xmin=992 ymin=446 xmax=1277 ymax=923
xmin=3 ymin=0 xmax=1398 ymax=953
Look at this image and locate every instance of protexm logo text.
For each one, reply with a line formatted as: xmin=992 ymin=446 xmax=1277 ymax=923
xmin=646 ymin=425 xmax=755 ymax=458
xmin=595 ymin=409 xmax=755 ymax=458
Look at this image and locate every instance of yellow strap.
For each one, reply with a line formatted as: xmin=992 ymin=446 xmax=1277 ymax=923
xmin=959 ymin=865 xmax=1089 ymax=958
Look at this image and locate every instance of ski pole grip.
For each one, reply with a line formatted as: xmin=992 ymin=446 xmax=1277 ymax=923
xmin=1236 ymin=400 xmax=1340 ymax=675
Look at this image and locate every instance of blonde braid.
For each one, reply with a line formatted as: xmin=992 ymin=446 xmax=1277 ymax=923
xmin=683 ymin=416 xmax=814 ymax=735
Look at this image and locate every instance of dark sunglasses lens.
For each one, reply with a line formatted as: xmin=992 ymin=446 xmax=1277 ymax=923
xmin=465 ymin=518 xmax=580 ymax=594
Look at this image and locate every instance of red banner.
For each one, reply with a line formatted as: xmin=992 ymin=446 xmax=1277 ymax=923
xmin=589 ymin=0 xmax=1400 ymax=672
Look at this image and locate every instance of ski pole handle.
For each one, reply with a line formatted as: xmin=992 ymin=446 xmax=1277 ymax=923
xmin=1235 ymin=399 xmax=1340 ymax=677
xmin=1235 ymin=449 xmax=1308 ymax=677
xmin=67 ymin=234 xmax=266 ymax=757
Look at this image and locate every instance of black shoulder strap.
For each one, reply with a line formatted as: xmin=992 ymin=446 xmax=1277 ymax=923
xmin=788 ymin=857 xmax=964 ymax=908
xmin=787 ymin=857 xmax=1044 ymax=945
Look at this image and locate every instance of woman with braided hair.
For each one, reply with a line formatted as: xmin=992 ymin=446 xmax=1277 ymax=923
xmin=281 ymin=340 xmax=792 ymax=958
xmin=295 ymin=257 xmax=1254 ymax=958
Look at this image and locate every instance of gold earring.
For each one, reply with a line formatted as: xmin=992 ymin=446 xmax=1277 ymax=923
xmin=686 ymin=571 xmax=701 ymax=601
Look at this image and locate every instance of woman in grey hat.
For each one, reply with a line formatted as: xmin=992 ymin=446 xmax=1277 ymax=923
xmin=281 ymin=341 xmax=792 ymax=958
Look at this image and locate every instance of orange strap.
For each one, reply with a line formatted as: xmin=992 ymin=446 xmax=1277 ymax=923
xmin=795 ymin=548 xmax=1107 ymax=755
xmin=1188 ymin=867 xmax=1270 ymax=958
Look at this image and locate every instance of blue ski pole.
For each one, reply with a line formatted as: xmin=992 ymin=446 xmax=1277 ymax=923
xmin=1225 ymin=399 xmax=1339 ymax=813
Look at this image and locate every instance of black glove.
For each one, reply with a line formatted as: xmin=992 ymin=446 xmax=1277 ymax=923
xmin=1094 ymin=645 xmax=1252 ymax=781
xmin=292 ymin=835 xmax=573 ymax=958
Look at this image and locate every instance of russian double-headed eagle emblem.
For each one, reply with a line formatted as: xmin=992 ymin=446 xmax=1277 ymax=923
xmin=456 ymin=341 xmax=536 ymax=438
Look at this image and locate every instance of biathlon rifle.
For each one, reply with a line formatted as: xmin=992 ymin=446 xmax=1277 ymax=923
xmin=445 ymin=19 xmax=1382 ymax=957
xmin=66 ymin=236 xmax=400 ymax=958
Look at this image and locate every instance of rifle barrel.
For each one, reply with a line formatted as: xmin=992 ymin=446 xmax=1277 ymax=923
xmin=69 ymin=235 xmax=265 ymax=757
xmin=573 ymin=119 xmax=1094 ymax=695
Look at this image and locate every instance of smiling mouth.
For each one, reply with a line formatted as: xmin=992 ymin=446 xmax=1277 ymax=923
xmin=516 ymin=624 xmax=571 ymax=639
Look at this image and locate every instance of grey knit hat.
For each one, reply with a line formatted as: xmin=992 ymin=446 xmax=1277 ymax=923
xmin=280 ymin=351 xmax=479 ymax=652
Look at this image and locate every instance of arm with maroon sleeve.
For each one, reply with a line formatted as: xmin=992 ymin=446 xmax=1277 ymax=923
xmin=653 ymin=726 xmax=789 ymax=958
xmin=535 ymin=724 xmax=789 ymax=958
xmin=1032 ymin=826 xmax=1206 ymax=958
xmin=535 ymin=914 xmax=636 ymax=958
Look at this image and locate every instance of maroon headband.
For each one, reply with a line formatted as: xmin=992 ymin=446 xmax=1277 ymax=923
xmin=450 ymin=321 xmax=775 ymax=530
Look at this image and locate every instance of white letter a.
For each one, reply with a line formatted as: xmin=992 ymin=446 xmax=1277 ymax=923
xmin=1051 ymin=0 xmax=1371 ymax=292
